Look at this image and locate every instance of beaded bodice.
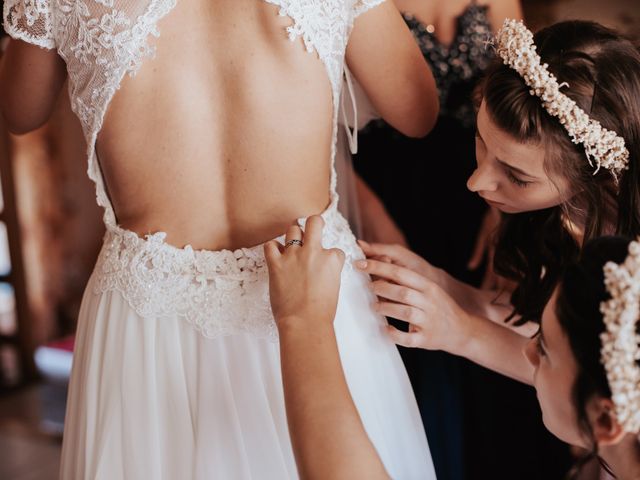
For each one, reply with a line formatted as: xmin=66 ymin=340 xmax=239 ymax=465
xmin=403 ymin=2 xmax=493 ymax=127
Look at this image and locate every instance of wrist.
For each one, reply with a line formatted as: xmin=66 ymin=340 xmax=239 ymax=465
xmin=449 ymin=309 xmax=478 ymax=357
xmin=430 ymin=266 xmax=451 ymax=291
xmin=276 ymin=314 xmax=336 ymax=338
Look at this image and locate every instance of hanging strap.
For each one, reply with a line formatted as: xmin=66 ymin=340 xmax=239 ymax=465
xmin=341 ymin=65 xmax=359 ymax=155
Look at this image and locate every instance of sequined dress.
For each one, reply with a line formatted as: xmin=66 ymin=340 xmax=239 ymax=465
xmin=3 ymin=1 xmax=436 ymax=478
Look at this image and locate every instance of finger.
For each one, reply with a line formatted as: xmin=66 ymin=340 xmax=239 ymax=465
xmin=355 ymin=259 xmax=427 ymax=291
xmin=385 ymin=324 xmax=421 ymax=349
xmin=285 ymin=224 xmax=303 ymax=250
xmin=329 ymin=247 xmax=346 ymax=265
xmin=374 ymin=301 xmax=424 ymax=328
xmin=264 ymin=241 xmax=282 ymax=264
xmin=371 ymin=280 xmax=424 ymax=308
xmin=358 ymin=241 xmax=415 ymax=267
xmin=304 ymin=215 xmax=325 ymax=248
xmin=358 ymin=240 xmax=399 ymax=258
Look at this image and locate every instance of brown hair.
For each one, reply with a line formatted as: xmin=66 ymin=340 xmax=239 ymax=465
xmin=479 ymin=20 xmax=640 ymax=324
xmin=555 ymin=236 xmax=639 ymax=477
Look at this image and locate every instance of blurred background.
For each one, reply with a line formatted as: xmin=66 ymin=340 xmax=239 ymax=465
xmin=0 ymin=0 xmax=638 ymax=479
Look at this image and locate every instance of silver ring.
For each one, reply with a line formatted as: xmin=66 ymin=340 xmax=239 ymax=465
xmin=285 ymin=239 xmax=304 ymax=248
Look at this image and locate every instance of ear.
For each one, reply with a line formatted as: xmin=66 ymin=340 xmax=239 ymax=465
xmin=587 ymin=397 xmax=627 ymax=447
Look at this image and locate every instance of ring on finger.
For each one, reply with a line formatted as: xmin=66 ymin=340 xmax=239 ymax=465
xmin=285 ymin=239 xmax=304 ymax=248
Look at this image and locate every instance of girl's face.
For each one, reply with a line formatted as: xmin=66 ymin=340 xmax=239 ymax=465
xmin=468 ymin=101 xmax=569 ymax=213
xmin=524 ymin=290 xmax=586 ymax=447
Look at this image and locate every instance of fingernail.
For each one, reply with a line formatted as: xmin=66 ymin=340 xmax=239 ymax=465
xmin=357 ymin=239 xmax=369 ymax=248
xmin=354 ymin=260 xmax=367 ymax=269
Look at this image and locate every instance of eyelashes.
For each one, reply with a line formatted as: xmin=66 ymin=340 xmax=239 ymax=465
xmin=506 ymin=169 xmax=531 ymax=188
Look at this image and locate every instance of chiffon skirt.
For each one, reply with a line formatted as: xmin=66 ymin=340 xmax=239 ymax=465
xmin=59 ymin=256 xmax=436 ymax=479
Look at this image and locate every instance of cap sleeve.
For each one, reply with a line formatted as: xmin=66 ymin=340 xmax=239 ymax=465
xmin=3 ymin=0 xmax=56 ymax=50
xmin=352 ymin=0 xmax=386 ymax=20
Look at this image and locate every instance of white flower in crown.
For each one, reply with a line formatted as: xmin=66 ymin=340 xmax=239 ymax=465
xmin=495 ymin=19 xmax=630 ymax=181
xmin=600 ymin=239 xmax=640 ymax=434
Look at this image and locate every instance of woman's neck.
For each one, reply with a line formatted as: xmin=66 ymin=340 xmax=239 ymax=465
xmin=599 ymin=434 xmax=640 ymax=480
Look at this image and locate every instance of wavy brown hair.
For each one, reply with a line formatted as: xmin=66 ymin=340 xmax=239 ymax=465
xmin=478 ymin=20 xmax=640 ymax=324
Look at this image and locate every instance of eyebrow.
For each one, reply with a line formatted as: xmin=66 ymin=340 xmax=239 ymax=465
xmin=475 ymin=128 xmax=540 ymax=180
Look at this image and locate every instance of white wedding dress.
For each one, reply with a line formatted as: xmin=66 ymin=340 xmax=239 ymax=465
xmin=4 ymin=1 xmax=436 ymax=478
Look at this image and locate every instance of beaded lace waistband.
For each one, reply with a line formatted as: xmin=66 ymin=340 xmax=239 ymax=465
xmin=92 ymin=204 xmax=362 ymax=341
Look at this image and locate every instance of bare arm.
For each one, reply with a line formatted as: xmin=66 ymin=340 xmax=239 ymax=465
xmin=486 ymin=0 xmax=524 ymax=29
xmin=278 ymin=321 xmax=389 ymax=479
xmin=346 ymin=2 xmax=439 ymax=138
xmin=265 ymin=217 xmax=389 ymax=479
xmin=0 ymin=39 xmax=66 ymax=134
xmin=355 ymin=173 xmax=408 ymax=246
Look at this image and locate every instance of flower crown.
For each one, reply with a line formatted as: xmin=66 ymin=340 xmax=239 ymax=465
xmin=600 ymin=239 xmax=640 ymax=434
xmin=495 ymin=19 xmax=630 ymax=181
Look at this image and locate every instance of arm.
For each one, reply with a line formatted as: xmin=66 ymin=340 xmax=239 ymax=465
xmin=354 ymin=255 xmax=535 ymax=384
xmin=487 ymin=0 xmax=524 ymax=29
xmin=278 ymin=321 xmax=389 ymax=479
xmin=355 ymin=174 xmax=408 ymax=246
xmin=265 ymin=217 xmax=389 ymax=480
xmin=0 ymin=39 xmax=67 ymax=134
xmin=346 ymin=2 xmax=439 ymax=138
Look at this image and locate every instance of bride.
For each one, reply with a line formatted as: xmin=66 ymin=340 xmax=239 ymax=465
xmin=1 ymin=0 xmax=438 ymax=478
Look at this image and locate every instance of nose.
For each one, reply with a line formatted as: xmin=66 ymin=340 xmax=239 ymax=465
xmin=467 ymin=162 xmax=498 ymax=193
xmin=523 ymin=337 xmax=540 ymax=368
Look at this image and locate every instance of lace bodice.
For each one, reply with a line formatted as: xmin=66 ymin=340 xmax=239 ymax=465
xmin=4 ymin=0 xmax=382 ymax=339
xmin=4 ymin=0 xmax=383 ymax=227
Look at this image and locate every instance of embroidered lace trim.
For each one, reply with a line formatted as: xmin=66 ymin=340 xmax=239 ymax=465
xmin=94 ymin=203 xmax=363 ymax=340
xmin=3 ymin=0 xmax=56 ymax=49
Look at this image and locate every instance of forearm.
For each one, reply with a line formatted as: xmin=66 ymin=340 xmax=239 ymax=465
xmin=456 ymin=314 xmax=534 ymax=385
xmin=278 ymin=319 xmax=389 ymax=480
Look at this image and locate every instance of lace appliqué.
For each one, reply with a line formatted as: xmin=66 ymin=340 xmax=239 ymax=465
xmin=3 ymin=0 xmax=56 ymax=49
xmin=94 ymin=207 xmax=363 ymax=341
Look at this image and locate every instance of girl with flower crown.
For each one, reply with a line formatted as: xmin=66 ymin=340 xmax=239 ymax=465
xmin=262 ymin=17 xmax=640 ymax=478
xmin=352 ymin=18 xmax=640 ymax=385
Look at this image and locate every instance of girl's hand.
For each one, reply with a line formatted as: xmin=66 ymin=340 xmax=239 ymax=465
xmin=355 ymin=258 xmax=471 ymax=355
xmin=264 ymin=216 xmax=346 ymax=332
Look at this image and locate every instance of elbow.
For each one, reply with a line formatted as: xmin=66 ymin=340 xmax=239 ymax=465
xmin=0 ymin=102 xmax=50 ymax=135
xmin=394 ymin=97 xmax=440 ymax=138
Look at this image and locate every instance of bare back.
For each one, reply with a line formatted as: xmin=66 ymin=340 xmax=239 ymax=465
xmin=99 ymin=0 xmax=334 ymax=250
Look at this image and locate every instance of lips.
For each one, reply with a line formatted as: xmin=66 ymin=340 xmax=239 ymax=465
xmin=479 ymin=195 xmax=505 ymax=207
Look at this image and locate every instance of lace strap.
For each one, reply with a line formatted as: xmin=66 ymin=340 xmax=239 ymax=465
xmin=352 ymin=0 xmax=387 ymax=19
xmin=3 ymin=0 xmax=56 ymax=50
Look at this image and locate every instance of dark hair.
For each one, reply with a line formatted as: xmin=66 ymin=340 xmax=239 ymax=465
xmin=479 ymin=21 xmax=640 ymax=324
xmin=555 ymin=236 xmax=639 ymax=451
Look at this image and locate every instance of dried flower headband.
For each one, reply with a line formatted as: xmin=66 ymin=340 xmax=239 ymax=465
xmin=600 ymin=239 xmax=640 ymax=433
xmin=495 ymin=19 xmax=630 ymax=181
